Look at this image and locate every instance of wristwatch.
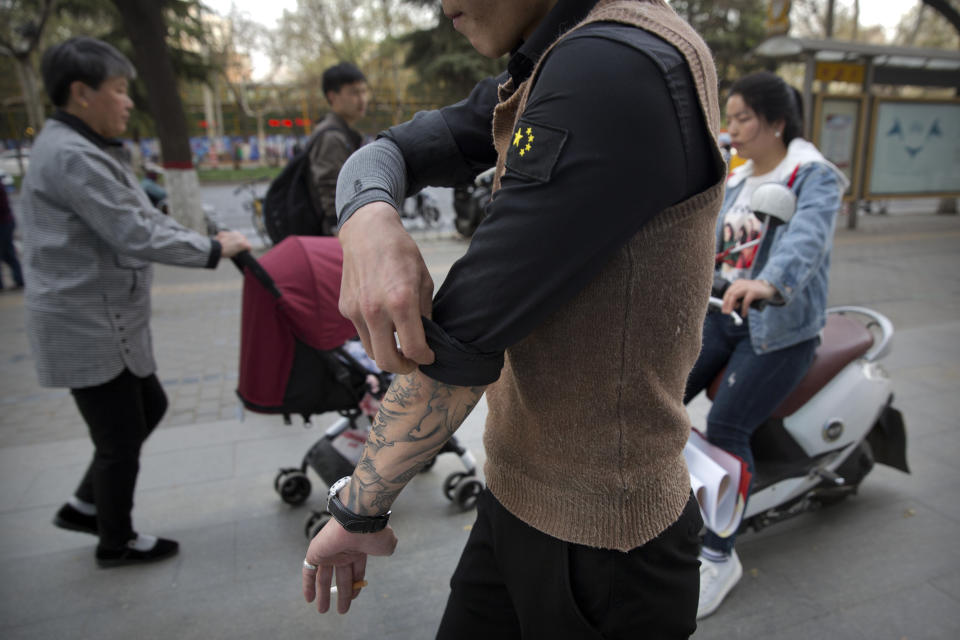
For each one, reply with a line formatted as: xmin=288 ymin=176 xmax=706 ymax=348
xmin=327 ymin=476 xmax=391 ymax=533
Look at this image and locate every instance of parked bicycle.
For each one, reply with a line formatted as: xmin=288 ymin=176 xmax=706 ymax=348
xmin=234 ymin=178 xmax=271 ymax=247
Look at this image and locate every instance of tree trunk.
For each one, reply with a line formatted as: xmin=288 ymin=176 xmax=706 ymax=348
xmin=110 ymin=0 xmax=205 ymax=232
xmin=852 ymin=0 xmax=859 ymax=40
xmin=203 ymin=83 xmax=217 ymax=167
xmin=12 ymin=53 xmax=44 ymax=135
xmin=825 ymin=0 xmax=836 ymax=38
xmin=256 ymin=111 xmax=266 ymax=167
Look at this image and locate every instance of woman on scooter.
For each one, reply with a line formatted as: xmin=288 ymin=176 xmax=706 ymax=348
xmin=684 ymin=71 xmax=848 ymax=619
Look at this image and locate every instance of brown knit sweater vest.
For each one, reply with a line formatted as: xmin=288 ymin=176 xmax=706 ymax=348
xmin=484 ymin=0 xmax=725 ymax=551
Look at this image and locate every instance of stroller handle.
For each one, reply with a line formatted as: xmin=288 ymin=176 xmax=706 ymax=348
xmin=231 ymin=250 xmax=282 ymax=299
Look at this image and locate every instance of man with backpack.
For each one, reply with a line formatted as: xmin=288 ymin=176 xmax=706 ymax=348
xmin=264 ymin=62 xmax=368 ymax=241
xmin=307 ymin=62 xmax=369 ymax=236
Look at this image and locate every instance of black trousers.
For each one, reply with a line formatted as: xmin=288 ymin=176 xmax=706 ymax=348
xmin=70 ymin=369 xmax=168 ymax=549
xmin=436 ymin=489 xmax=702 ymax=640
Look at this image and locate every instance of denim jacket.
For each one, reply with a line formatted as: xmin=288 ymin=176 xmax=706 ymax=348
xmin=717 ymin=138 xmax=847 ymax=354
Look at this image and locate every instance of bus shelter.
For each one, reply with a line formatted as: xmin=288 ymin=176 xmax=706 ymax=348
xmin=755 ymin=36 xmax=960 ymax=228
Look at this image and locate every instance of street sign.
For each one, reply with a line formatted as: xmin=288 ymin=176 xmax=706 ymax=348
xmin=766 ymin=0 xmax=792 ymax=36
xmin=815 ymin=61 xmax=866 ymax=85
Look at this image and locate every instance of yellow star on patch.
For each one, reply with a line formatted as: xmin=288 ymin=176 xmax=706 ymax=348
xmin=519 ymin=148 xmax=526 ymax=157
xmin=513 ymin=130 xmax=523 ymax=147
xmin=527 ymin=133 xmax=535 ymax=143
xmin=526 ymin=127 xmax=532 ymax=136
xmin=524 ymin=143 xmax=531 ymax=153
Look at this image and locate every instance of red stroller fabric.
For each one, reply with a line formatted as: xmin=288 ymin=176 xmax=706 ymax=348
xmin=237 ymin=236 xmax=357 ymax=411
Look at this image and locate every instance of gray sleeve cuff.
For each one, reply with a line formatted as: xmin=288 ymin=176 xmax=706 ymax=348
xmin=336 ymin=138 xmax=409 ymax=229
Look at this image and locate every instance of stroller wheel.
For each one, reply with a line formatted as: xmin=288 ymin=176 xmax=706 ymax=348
xmin=274 ymin=467 xmax=302 ymax=493
xmin=455 ymin=479 xmax=484 ymax=511
xmin=277 ymin=470 xmax=312 ymax=506
xmin=304 ymin=510 xmax=332 ymax=539
xmin=443 ymin=472 xmax=468 ymax=500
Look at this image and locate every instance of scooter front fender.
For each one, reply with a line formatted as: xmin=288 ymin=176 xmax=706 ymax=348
xmin=866 ymin=401 xmax=909 ymax=473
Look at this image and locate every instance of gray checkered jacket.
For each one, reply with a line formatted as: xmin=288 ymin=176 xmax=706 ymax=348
xmin=20 ymin=118 xmax=218 ymax=388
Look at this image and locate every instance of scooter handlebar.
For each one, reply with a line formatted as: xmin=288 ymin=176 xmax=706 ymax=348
xmin=708 ymin=297 xmax=744 ymax=325
xmin=711 ymin=274 xmax=771 ymax=313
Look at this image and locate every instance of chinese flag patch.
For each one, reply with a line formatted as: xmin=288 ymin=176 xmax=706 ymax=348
xmin=505 ymin=118 xmax=567 ymax=183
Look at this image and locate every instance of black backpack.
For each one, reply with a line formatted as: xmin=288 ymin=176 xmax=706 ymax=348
xmin=262 ymin=131 xmax=330 ymax=243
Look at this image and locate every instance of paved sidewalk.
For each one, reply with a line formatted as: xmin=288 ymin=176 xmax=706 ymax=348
xmin=0 ymin=211 xmax=958 ymax=639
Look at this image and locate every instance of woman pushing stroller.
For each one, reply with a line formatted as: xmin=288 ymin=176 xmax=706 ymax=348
xmin=20 ymin=37 xmax=250 ymax=567
xmin=684 ymin=71 xmax=848 ymax=618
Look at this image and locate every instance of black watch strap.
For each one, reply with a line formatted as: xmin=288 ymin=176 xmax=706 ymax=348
xmin=328 ymin=489 xmax=391 ymax=534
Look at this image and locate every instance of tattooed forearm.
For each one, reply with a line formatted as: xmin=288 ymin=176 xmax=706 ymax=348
xmin=342 ymin=371 xmax=485 ymax=516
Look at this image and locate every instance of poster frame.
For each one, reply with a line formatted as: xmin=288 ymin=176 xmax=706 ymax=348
xmin=812 ymin=94 xmax=865 ymax=202
xmin=864 ymin=97 xmax=960 ymax=200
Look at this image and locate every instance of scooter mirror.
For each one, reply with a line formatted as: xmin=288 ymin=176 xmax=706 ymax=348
xmin=751 ymin=182 xmax=797 ymax=227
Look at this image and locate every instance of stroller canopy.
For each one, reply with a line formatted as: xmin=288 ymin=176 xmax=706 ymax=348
xmin=237 ymin=236 xmax=358 ymax=412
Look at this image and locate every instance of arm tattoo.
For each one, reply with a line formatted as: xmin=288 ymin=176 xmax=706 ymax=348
xmin=343 ymin=372 xmax=485 ymax=516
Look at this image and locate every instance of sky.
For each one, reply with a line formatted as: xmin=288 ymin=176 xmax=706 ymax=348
xmin=205 ymin=0 xmax=298 ymax=32
xmin=203 ymin=0 xmax=925 ymax=77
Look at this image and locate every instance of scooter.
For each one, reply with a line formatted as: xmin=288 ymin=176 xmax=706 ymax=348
xmin=688 ymin=183 xmax=909 ymax=537
xmin=400 ymin=189 xmax=442 ymax=228
xmin=453 ymin=167 xmax=495 ymax=238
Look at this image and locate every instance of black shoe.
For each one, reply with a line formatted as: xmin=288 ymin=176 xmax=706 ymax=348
xmin=96 ymin=537 xmax=179 ymax=568
xmin=53 ymin=503 xmax=98 ymax=536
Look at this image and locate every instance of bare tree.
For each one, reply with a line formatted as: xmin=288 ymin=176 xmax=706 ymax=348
xmin=922 ymin=0 xmax=960 ymax=35
xmin=199 ymin=6 xmax=269 ymax=163
xmin=789 ymin=0 xmax=888 ymax=42
xmin=271 ymin=0 xmax=431 ymax=76
xmin=895 ymin=2 xmax=960 ymax=48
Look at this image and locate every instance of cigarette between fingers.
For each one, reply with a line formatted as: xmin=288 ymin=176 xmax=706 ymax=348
xmin=330 ymin=580 xmax=368 ymax=594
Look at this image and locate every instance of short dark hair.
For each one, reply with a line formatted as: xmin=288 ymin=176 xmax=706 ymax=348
xmin=321 ymin=62 xmax=367 ymax=99
xmin=728 ymin=71 xmax=804 ymax=144
xmin=41 ymin=37 xmax=136 ymax=107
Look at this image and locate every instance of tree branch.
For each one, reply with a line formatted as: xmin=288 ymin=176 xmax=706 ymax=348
xmin=922 ymin=0 xmax=960 ymax=35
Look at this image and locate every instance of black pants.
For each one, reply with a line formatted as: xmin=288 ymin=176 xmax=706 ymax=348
xmin=70 ymin=369 xmax=168 ymax=549
xmin=0 ymin=219 xmax=24 ymax=289
xmin=436 ymin=490 xmax=702 ymax=639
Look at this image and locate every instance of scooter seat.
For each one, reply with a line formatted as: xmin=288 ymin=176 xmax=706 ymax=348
xmin=707 ymin=313 xmax=874 ymax=418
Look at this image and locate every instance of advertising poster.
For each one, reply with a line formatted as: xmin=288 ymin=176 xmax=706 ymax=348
xmin=868 ymin=100 xmax=960 ymax=197
xmin=816 ymin=97 xmax=861 ymax=195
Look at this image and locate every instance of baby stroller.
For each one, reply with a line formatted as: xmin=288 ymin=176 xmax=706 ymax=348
xmin=233 ymin=237 xmax=480 ymax=538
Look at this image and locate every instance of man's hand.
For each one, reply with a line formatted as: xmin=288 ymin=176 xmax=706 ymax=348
xmin=215 ymin=230 xmax=252 ymax=258
xmin=302 ymin=518 xmax=397 ymax=614
xmin=301 ymin=371 xmax=483 ymax=614
xmin=721 ymin=278 xmax=777 ymax=316
xmin=338 ymin=202 xmax=435 ymax=373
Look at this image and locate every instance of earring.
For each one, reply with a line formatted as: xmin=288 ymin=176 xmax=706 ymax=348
xmin=80 ymin=101 xmax=88 ymax=108
xmin=775 ymin=131 xmax=782 ymax=138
